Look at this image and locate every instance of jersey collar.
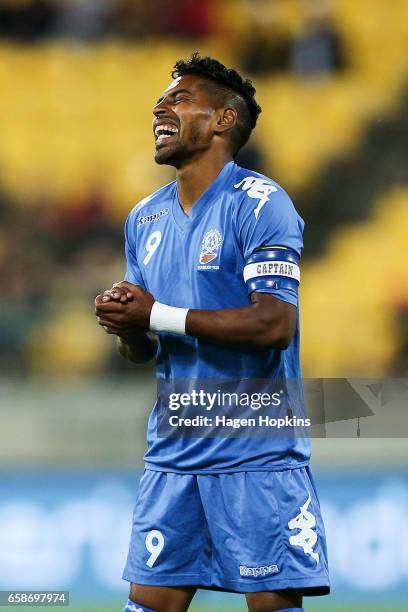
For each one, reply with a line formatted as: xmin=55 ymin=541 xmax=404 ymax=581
xmin=171 ymin=161 xmax=235 ymax=231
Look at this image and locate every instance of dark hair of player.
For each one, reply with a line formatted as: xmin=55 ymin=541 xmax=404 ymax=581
xmin=172 ymin=52 xmax=262 ymax=156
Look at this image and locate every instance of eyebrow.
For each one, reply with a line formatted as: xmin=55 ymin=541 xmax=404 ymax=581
xmin=156 ymin=88 xmax=192 ymax=105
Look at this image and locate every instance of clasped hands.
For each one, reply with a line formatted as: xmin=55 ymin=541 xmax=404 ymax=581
xmin=94 ymin=281 xmax=155 ymax=336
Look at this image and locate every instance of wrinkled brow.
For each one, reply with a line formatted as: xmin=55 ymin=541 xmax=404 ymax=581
xmin=156 ymin=88 xmax=192 ymax=105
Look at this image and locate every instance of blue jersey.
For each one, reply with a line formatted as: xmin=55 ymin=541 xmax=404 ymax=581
xmin=124 ymin=161 xmax=309 ymax=473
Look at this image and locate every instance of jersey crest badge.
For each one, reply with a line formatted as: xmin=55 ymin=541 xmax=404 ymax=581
xmin=199 ymin=229 xmax=223 ymax=264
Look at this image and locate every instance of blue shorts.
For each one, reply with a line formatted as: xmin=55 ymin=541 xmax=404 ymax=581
xmin=123 ymin=467 xmax=330 ymax=595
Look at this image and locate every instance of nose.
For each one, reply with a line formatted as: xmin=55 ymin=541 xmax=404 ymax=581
xmin=152 ymin=99 xmax=167 ymax=117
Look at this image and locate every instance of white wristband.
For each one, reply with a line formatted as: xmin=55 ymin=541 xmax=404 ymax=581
xmin=149 ymin=301 xmax=189 ymax=335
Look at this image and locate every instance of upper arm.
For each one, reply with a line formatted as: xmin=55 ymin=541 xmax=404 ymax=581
xmin=235 ymin=178 xmax=304 ymax=309
xmin=250 ymin=292 xmax=297 ymax=349
xmin=233 ymin=177 xmax=303 ymax=347
xmin=124 ymin=212 xmax=146 ymax=288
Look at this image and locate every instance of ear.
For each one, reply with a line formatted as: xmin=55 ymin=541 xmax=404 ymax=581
xmin=214 ymin=107 xmax=237 ymax=135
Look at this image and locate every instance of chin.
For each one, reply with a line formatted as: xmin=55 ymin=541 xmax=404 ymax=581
xmin=155 ymin=151 xmax=173 ymax=165
xmin=154 ymin=145 xmax=183 ymax=167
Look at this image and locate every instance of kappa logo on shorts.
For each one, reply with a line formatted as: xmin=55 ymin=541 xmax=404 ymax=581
xmin=288 ymin=494 xmax=320 ymax=563
xmin=239 ymin=564 xmax=280 ymax=578
xmin=198 ymin=229 xmax=223 ymax=269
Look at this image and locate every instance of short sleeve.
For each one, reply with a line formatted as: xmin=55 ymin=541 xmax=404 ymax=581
xmin=234 ymin=179 xmax=304 ymax=306
xmin=124 ymin=213 xmax=146 ymax=288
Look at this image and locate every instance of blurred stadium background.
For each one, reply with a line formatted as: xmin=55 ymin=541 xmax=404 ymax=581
xmin=0 ymin=0 xmax=407 ymax=610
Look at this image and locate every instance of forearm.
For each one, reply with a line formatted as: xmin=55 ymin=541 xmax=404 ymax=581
xmin=117 ymin=332 xmax=158 ymax=363
xmin=96 ymin=284 xmax=295 ymax=351
xmin=185 ymin=297 xmax=295 ymax=349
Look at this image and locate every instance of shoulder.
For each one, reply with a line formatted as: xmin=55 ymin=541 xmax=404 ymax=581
xmin=230 ymin=164 xmax=302 ymax=223
xmin=231 ymin=164 xmax=283 ymax=192
xmin=126 ymin=180 xmax=175 ymax=225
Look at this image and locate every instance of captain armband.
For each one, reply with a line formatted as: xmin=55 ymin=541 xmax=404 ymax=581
xmin=243 ymin=246 xmax=300 ymax=295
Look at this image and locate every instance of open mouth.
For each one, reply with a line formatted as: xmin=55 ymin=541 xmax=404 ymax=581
xmin=154 ymin=124 xmax=179 ymax=147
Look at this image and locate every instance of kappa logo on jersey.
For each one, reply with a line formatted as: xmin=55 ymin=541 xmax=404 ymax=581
xmin=288 ymin=494 xmax=320 ymax=563
xmin=126 ymin=605 xmax=143 ymax=612
xmin=234 ymin=176 xmax=278 ymax=219
xmin=199 ymin=229 xmax=223 ymax=265
xmin=137 ymin=208 xmax=169 ymax=226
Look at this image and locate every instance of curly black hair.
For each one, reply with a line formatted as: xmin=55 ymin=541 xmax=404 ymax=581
xmin=171 ymin=53 xmax=262 ymax=155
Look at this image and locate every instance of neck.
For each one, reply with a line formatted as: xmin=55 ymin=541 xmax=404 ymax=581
xmin=176 ymin=149 xmax=233 ymax=215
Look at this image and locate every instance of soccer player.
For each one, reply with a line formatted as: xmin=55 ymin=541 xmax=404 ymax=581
xmin=95 ymin=54 xmax=329 ymax=612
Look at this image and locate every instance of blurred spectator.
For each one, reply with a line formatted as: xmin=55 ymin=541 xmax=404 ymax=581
xmin=53 ymin=0 xmax=115 ymax=41
xmin=0 ymin=0 xmax=216 ymax=42
xmin=236 ymin=142 xmax=265 ymax=174
xmin=168 ymin=0 xmax=215 ymax=39
xmin=115 ymin=0 xmax=216 ymax=40
xmin=0 ymin=0 xmax=56 ymax=41
xmin=291 ymin=1 xmax=345 ymax=77
xmin=390 ymin=302 xmax=408 ymax=375
xmin=0 ymin=180 xmax=124 ymax=376
xmin=111 ymin=0 xmax=152 ymax=39
xmin=237 ymin=0 xmax=292 ymax=74
xmin=53 ymin=184 xmax=121 ymax=262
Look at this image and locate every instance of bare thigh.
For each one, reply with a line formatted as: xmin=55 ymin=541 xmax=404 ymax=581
xmin=129 ymin=583 xmax=197 ymax=612
xmin=246 ymin=589 xmax=303 ymax=612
